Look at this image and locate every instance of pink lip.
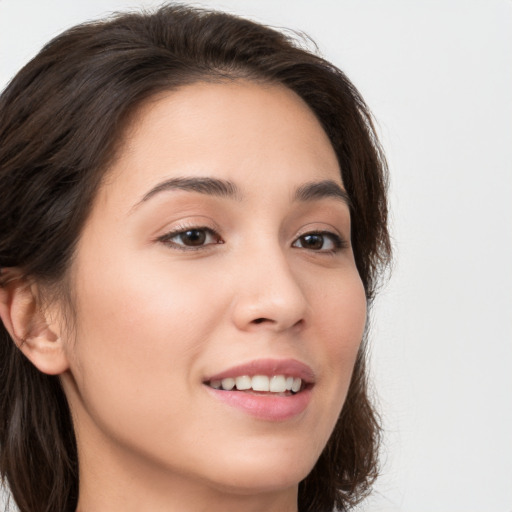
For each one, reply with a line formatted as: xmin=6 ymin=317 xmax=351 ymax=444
xmin=203 ymin=358 xmax=315 ymax=421
xmin=204 ymin=358 xmax=316 ymax=383
xmin=205 ymin=387 xmax=312 ymax=421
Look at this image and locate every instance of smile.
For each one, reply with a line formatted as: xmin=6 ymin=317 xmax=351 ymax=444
xmin=203 ymin=359 xmax=314 ymax=420
xmin=207 ymin=374 xmax=304 ymax=394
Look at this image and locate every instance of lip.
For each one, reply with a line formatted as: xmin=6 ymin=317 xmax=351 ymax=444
xmin=204 ymin=358 xmax=316 ymax=383
xmin=203 ymin=358 xmax=315 ymax=421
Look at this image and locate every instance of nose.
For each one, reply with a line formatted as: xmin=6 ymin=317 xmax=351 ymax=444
xmin=230 ymin=247 xmax=308 ymax=333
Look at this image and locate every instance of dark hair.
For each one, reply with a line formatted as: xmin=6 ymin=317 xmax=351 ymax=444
xmin=0 ymin=4 xmax=391 ymax=512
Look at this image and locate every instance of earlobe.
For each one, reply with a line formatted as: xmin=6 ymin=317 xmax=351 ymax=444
xmin=0 ymin=269 xmax=70 ymax=375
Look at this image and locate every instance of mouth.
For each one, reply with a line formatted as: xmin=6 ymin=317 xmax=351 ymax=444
xmin=205 ymin=374 xmax=308 ymax=396
xmin=203 ymin=359 xmax=315 ymax=421
xmin=203 ymin=358 xmax=315 ymax=400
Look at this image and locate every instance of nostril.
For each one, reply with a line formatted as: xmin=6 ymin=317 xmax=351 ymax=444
xmin=252 ymin=318 xmax=267 ymax=324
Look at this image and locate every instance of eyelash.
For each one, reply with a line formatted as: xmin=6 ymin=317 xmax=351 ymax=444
xmin=157 ymin=226 xmax=222 ymax=251
xmin=157 ymin=226 xmax=348 ymax=254
xmin=292 ymin=231 xmax=348 ymax=253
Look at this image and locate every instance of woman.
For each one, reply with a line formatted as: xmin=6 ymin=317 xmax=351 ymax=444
xmin=0 ymin=4 xmax=390 ymax=512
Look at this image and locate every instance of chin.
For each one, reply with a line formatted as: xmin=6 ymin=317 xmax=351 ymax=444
xmin=209 ymin=470 xmax=308 ymax=496
xmin=198 ymin=447 xmax=316 ymax=495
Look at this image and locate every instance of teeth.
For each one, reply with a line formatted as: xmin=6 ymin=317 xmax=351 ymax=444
xmin=235 ymin=375 xmax=251 ymax=390
xmin=269 ymin=375 xmax=287 ymax=393
xmin=221 ymin=377 xmax=235 ymax=390
xmin=252 ymin=375 xmax=270 ymax=391
xmin=291 ymin=377 xmax=302 ymax=393
xmin=211 ymin=375 xmax=303 ymax=393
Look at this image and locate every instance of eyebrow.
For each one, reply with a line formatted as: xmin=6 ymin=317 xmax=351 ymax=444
xmin=294 ymin=180 xmax=352 ymax=208
xmin=136 ymin=176 xmax=242 ymax=207
xmin=133 ymin=176 xmax=350 ymax=210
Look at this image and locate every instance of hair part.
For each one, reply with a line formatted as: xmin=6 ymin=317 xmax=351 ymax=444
xmin=0 ymin=5 xmax=391 ymax=512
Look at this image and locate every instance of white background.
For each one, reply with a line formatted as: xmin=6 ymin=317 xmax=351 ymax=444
xmin=1 ymin=1 xmax=511 ymax=511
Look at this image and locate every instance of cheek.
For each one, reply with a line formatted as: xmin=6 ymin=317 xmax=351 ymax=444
xmin=74 ymin=250 xmax=221 ymax=345
xmin=310 ymin=269 xmax=367 ymax=392
xmin=314 ymin=266 xmax=366 ymax=341
xmin=67 ymin=255 xmax=224 ymax=416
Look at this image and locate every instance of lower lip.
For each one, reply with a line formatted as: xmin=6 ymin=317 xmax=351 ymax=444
xmin=205 ymin=386 xmax=312 ymax=421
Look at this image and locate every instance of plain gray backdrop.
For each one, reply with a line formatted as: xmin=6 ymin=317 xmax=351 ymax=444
xmin=1 ymin=1 xmax=511 ymax=511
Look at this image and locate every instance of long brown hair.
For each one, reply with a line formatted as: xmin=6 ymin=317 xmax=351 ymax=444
xmin=0 ymin=5 xmax=391 ymax=512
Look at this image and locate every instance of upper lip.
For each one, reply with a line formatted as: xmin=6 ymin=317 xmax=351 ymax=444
xmin=204 ymin=358 xmax=316 ymax=384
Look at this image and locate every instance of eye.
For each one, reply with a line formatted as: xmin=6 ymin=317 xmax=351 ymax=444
xmin=292 ymin=231 xmax=346 ymax=252
xmin=158 ymin=227 xmax=222 ymax=249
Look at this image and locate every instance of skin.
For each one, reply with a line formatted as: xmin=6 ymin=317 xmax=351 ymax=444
xmin=1 ymin=81 xmax=367 ymax=512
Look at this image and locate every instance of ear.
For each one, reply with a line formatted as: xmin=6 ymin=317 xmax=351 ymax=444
xmin=0 ymin=269 xmax=70 ymax=375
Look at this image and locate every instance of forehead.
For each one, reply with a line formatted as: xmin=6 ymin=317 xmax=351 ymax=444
xmin=103 ymin=80 xmax=342 ymax=206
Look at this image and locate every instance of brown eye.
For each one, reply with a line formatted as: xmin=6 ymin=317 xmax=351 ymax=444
xmin=159 ymin=227 xmax=222 ymax=249
xmin=299 ymin=234 xmax=325 ymax=250
xmin=292 ymin=231 xmax=345 ymax=252
xmin=179 ymin=229 xmax=207 ymax=246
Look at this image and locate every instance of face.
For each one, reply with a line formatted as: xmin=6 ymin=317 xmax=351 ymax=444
xmin=60 ymin=81 xmax=367 ymax=498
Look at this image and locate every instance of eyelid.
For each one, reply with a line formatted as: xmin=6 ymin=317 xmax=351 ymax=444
xmin=292 ymin=230 xmax=348 ymax=251
xmin=156 ymin=223 xmax=223 ymax=250
xmin=295 ymin=220 xmax=349 ymax=241
xmin=154 ymin=219 xmax=349 ymax=253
